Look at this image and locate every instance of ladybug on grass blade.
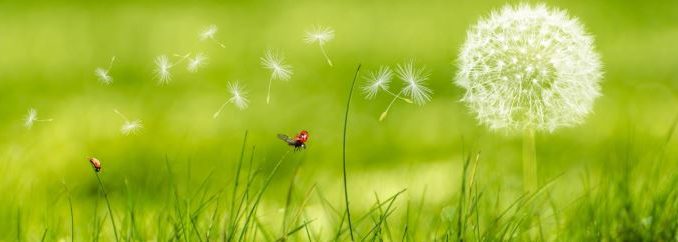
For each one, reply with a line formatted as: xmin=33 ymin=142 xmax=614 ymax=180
xmin=89 ymin=157 xmax=102 ymax=172
xmin=277 ymin=130 xmax=309 ymax=151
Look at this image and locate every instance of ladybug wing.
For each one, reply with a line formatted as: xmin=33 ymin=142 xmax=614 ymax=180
xmin=277 ymin=134 xmax=296 ymax=145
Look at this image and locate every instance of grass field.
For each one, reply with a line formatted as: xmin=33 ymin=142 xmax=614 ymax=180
xmin=1 ymin=0 xmax=678 ymax=241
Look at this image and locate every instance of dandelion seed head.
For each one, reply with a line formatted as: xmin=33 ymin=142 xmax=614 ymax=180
xmin=396 ymin=60 xmax=432 ymax=105
xmin=24 ymin=108 xmax=37 ymax=129
xmin=261 ymin=49 xmax=293 ymax=81
xmin=362 ymin=66 xmax=393 ymax=100
xmin=304 ymin=25 xmax=335 ymax=45
xmin=228 ymin=81 xmax=249 ymax=110
xmin=200 ymin=24 xmax=218 ymax=40
xmin=455 ymin=4 xmax=602 ymax=133
xmin=121 ymin=120 xmax=142 ymax=135
xmin=154 ymin=55 xmax=172 ymax=85
xmin=187 ymin=53 xmax=207 ymax=73
xmin=95 ymin=68 xmax=113 ymax=85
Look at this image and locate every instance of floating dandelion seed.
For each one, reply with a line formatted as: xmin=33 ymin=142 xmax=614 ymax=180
xmin=362 ymin=66 xmax=393 ymax=100
xmin=213 ymin=81 xmax=249 ymax=118
xmin=377 ymin=60 xmax=431 ymax=122
xmin=200 ymin=24 xmax=226 ymax=48
xmin=187 ymin=53 xmax=207 ymax=73
xmin=396 ymin=60 xmax=432 ymax=106
xmin=24 ymin=108 xmax=53 ymax=129
xmin=114 ymin=109 xmax=142 ymax=135
xmin=261 ymin=49 xmax=293 ymax=104
xmin=94 ymin=56 xmax=116 ymax=85
xmin=304 ymin=25 xmax=335 ymax=66
xmin=455 ymin=4 xmax=602 ymax=192
xmin=154 ymin=55 xmax=172 ymax=85
xmin=154 ymin=54 xmax=191 ymax=85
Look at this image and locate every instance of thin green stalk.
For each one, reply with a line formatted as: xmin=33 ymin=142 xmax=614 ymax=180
xmin=342 ymin=64 xmax=361 ymax=241
xmin=239 ymin=150 xmax=291 ymax=241
xmin=522 ymin=129 xmax=538 ymax=193
xmin=17 ymin=207 xmax=21 ymax=242
xmin=229 ymin=131 xmax=248 ymax=228
xmin=95 ymin=172 xmax=120 ymax=242
xmin=62 ymin=182 xmax=75 ymax=242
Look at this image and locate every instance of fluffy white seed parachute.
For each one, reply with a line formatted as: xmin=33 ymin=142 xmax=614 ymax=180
xmin=455 ymin=4 xmax=602 ymax=133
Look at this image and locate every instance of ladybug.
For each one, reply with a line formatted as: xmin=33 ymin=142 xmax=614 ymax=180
xmin=89 ymin=157 xmax=102 ymax=172
xmin=277 ymin=130 xmax=309 ymax=151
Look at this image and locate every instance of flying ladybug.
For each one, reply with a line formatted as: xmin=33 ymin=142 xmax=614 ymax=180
xmin=277 ymin=130 xmax=309 ymax=151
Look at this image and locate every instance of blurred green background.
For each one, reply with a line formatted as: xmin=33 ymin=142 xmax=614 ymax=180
xmin=1 ymin=0 xmax=678 ymax=240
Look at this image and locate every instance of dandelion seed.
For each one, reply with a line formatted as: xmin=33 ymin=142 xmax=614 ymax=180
xmin=362 ymin=66 xmax=393 ymax=100
xmin=396 ymin=60 xmax=432 ymax=106
xmin=187 ymin=53 xmax=208 ymax=73
xmin=154 ymin=55 xmax=172 ymax=85
xmin=24 ymin=108 xmax=53 ymax=129
xmin=120 ymin=120 xmax=143 ymax=135
xmin=304 ymin=25 xmax=335 ymax=66
xmin=213 ymin=81 xmax=249 ymax=118
xmin=200 ymin=24 xmax=226 ymax=48
xmin=261 ymin=49 xmax=293 ymax=104
xmin=94 ymin=56 xmax=116 ymax=85
xmin=114 ymin=109 xmax=142 ymax=135
xmin=95 ymin=68 xmax=112 ymax=84
xmin=377 ymin=60 xmax=431 ymax=122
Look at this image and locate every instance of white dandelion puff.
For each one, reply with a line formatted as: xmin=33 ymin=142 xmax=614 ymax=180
xmin=377 ymin=60 xmax=431 ymax=122
xmin=396 ymin=60 xmax=432 ymax=106
xmin=114 ymin=109 xmax=143 ymax=135
xmin=94 ymin=56 xmax=116 ymax=85
xmin=455 ymin=4 xmax=602 ymax=133
xmin=24 ymin=108 xmax=52 ymax=129
xmin=304 ymin=25 xmax=335 ymax=66
xmin=213 ymin=81 xmax=249 ymax=118
xmin=455 ymin=4 xmax=603 ymax=192
xmin=199 ymin=24 xmax=226 ymax=48
xmin=187 ymin=53 xmax=208 ymax=73
xmin=261 ymin=49 xmax=293 ymax=104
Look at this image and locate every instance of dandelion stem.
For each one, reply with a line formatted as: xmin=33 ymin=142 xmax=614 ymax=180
xmin=522 ymin=128 xmax=538 ymax=193
xmin=266 ymin=75 xmax=274 ymax=104
xmin=379 ymin=89 xmax=405 ymax=122
xmin=108 ymin=56 xmax=116 ymax=71
xmin=342 ymin=64 xmax=361 ymax=241
xmin=211 ymin=38 xmax=226 ymax=48
xmin=172 ymin=53 xmax=192 ymax=67
xmin=113 ymin=109 xmax=129 ymax=122
xmin=213 ymin=100 xmax=234 ymax=119
xmin=382 ymin=88 xmax=413 ymax=103
xmin=319 ymin=44 xmax=333 ymax=67
xmin=95 ymin=172 xmax=119 ymax=242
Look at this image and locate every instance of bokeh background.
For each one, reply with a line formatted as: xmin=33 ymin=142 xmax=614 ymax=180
xmin=1 ymin=0 xmax=678 ymax=240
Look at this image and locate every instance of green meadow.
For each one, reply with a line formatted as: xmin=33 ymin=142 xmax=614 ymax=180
xmin=1 ymin=0 xmax=678 ymax=241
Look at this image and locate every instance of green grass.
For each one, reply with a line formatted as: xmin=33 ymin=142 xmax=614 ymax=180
xmin=2 ymin=0 xmax=678 ymax=241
